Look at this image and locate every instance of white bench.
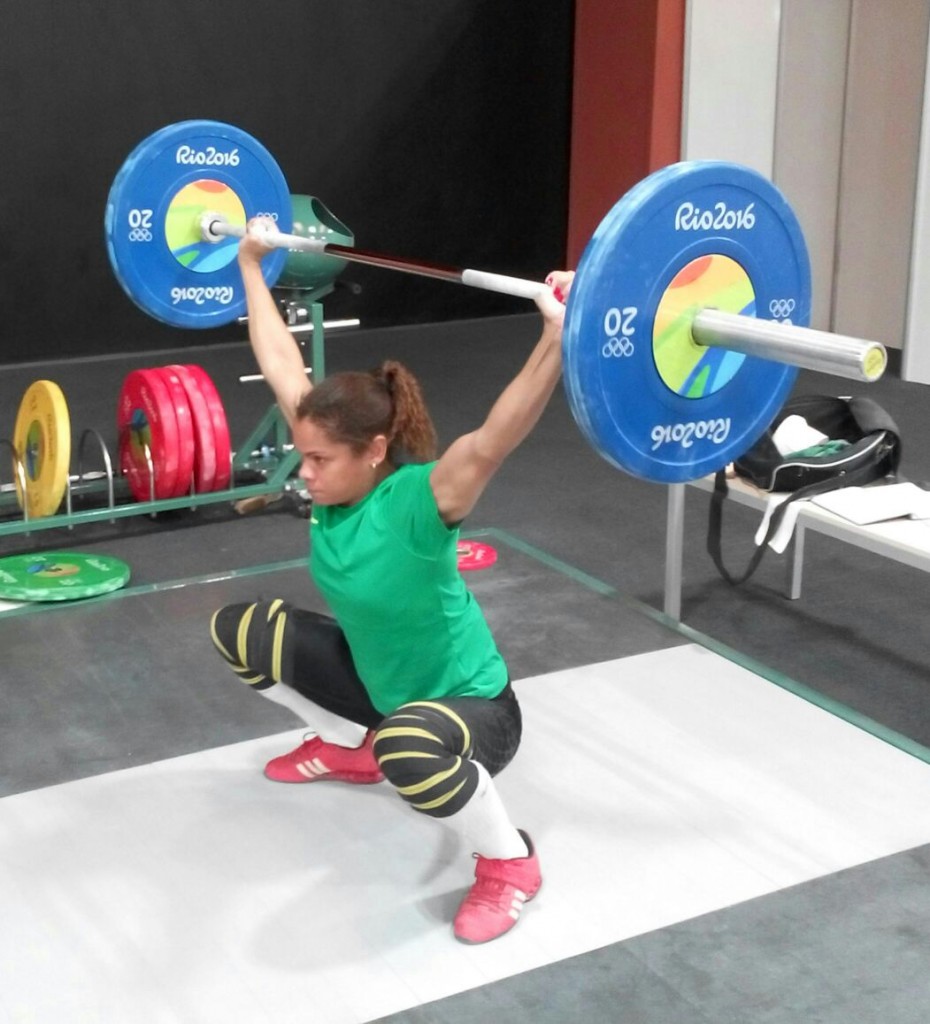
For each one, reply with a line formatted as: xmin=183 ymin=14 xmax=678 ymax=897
xmin=664 ymin=475 xmax=930 ymax=619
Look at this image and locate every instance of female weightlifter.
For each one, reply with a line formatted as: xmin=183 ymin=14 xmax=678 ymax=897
xmin=210 ymin=217 xmax=572 ymax=944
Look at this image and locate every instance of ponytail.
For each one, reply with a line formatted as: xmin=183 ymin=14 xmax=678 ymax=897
xmin=373 ymin=360 xmax=438 ymax=462
xmin=296 ymin=360 xmax=438 ymax=463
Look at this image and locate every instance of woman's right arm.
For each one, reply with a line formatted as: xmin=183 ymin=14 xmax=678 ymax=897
xmin=238 ymin=221 xmax=311 ymax=426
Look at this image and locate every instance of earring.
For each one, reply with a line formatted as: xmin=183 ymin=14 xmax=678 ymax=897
xmin=371 ymin=461 xmax=378 ymax=469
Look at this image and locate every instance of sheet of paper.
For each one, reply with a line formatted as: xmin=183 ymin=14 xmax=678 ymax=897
xmin=810 ymin=482 xmax=930 ymax=525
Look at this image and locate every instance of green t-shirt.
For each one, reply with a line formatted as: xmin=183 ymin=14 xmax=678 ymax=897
xmin=310 ymin=462 xmax=508 ymax=715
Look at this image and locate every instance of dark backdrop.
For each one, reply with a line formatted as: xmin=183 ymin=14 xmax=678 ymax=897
xmin=0 ymin=1 xmax=574 ymax=364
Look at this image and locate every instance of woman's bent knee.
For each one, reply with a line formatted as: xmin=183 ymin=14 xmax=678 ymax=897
xmin=209 ymin=599 xmax=288 ymax=688
xmin=373 ymin=703 xmax=479 ymax=818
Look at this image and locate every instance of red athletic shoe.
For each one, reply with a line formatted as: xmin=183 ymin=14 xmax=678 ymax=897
xmin=453 ymin=830 xmax=542 ymax=944
xmin=264 ymin=730 xmax=384 ymax=784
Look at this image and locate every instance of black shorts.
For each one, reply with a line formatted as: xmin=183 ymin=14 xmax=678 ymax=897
xmin=212 ymin=600 xmax=522 ymax=775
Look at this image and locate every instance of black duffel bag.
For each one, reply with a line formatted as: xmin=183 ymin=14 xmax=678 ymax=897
xmin=707 ymin=394 xmax=902 ymax=585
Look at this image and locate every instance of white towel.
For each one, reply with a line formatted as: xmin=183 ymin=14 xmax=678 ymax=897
xmin=772 ymin=415 xmax=828 ymax=457
xmin=754 ymin=493 xmax=805 ymax=553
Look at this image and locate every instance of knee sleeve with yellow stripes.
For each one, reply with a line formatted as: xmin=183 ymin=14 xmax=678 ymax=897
xmin=209 ymin=599 xmax=288 ymax=691
xmin=372 ymin=701 xmax=480 ymax=818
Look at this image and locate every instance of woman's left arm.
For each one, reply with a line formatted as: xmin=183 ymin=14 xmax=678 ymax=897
xmin=430 ymin=271 xmax=574 ymax=525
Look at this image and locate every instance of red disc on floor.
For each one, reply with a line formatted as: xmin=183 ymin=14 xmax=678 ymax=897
xmin=117 ymin=368 xmax=181 ymax=501
xmin=163 ymin=363 xmax=218 ymax=493
xmin=457 ymin=541 xmax=498 ymax=571
xmin=154 ymin=366 xmax=196 ymax=497
xmin=182 ymin=365 xmax=231 ymax=490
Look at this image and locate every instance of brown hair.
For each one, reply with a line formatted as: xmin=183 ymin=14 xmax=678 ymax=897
xmin=296 ymin=360 xmax=438 ymax=463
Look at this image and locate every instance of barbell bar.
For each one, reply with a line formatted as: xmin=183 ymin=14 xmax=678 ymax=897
xmin=201 ymin=212 xmax=885 ymax=385
xmin=105 ymin=120 xmax=889 ymax=484
xmin=202 ymin=214 xmax=549 ymax=300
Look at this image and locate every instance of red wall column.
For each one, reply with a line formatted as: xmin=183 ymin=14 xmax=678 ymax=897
xmin=568 ymin=0 xmax=686 ymax=266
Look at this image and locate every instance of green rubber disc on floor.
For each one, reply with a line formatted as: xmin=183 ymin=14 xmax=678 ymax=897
xmin=0 ymin=552 xmax=131 ymax=602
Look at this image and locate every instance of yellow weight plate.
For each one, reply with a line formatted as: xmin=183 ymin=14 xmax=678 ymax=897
xmin=13 ymin=380 xmax=71 ymax=518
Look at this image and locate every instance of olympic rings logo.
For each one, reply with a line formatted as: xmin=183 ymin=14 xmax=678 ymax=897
xmin=769 ymin=298 xmax=796 ymax=320
xmin=602 ymin=336 xmax=635 ymax=358
xmin=128 ymin=228 xmax=153 ymax=242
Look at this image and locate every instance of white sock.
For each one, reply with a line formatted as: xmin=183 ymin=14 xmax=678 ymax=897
xmin=257 ymin=683 xmax=368 ymax=747
xmin=443 ymin=762 xmax=529 ymax=860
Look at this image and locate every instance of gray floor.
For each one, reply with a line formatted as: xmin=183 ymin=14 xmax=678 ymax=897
xmin=3 ymin=562 xmax=930 ymax=1023
xmin=373 ymin=844 xmax=930 ymax=1024
xmin=2 ymin=314 xmax=930 ymax=1022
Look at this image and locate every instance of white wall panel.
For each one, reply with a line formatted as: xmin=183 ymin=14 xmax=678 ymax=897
xmin=773 ymin=0 xmax=850 ymax=331
xmin=682 ymin=0 xmax=782 ymax=174
xmin=905 ymin=16 xmax=930 ymax=381
xmin=684 ymin=0 xmax=930 ymax=368
xmin=834 ymin=0 xmax=929 ymax=356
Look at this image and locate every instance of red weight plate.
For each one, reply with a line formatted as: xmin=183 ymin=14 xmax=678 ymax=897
xmin=457 ymin=541 xmax=498 ymax=571
xmin=164 ymin=363 xmax=218 ymax=493
xmin=182 ymin=365 xmax=231 ymax=490
xmin=117 ymin=368 xmax=181 ymax=501
xmin=153 ymin=366 xmax=196 ymax=497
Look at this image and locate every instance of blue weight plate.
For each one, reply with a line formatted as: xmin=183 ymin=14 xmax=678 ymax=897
xmin=563 ymin=161 xmax=811 ymax=483
xmin=104 ymin=120 xmax=291 ymax=329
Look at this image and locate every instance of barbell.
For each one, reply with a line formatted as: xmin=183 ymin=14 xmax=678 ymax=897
xmin=104 ymin=120 xmax=888 ymax=484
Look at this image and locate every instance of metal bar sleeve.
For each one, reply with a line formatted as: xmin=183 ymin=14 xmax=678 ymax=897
xmin=691 ymin=309 xmax=887 ymax=382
